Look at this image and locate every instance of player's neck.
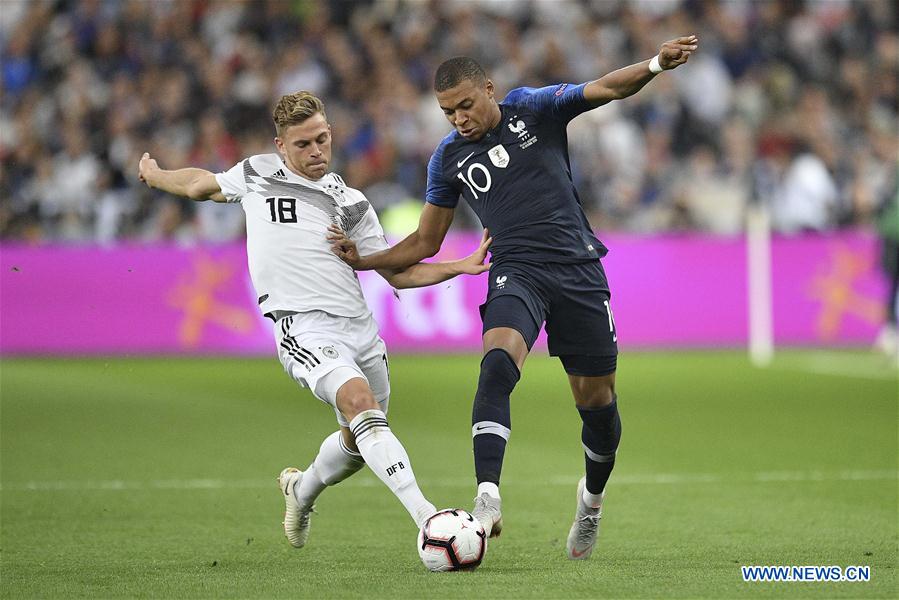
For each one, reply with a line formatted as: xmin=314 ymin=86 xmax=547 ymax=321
xmin=486 ymin=104 xmax=502 ymax=132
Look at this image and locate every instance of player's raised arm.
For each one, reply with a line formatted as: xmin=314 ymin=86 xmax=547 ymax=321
xmin=328 ymin=202 xmax=455 ymax=271
xmin=583 ymin=35 xmax=698 ymax=108
xmin=329 ymin=227 xmax=490 ymax=289
xmin=138 ymin=152 xmax=227 ymax=202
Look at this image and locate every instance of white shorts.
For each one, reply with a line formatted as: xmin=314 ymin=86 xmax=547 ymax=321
xmin=274 ymin=310 xmax=390 ymax=427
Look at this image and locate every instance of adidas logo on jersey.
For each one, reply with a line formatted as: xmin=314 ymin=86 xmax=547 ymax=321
xmin=271 ymin=169 xmax=287 ymax=180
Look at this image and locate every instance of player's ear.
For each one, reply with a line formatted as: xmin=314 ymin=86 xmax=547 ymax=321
xmin=274 ymin=136 xmax=285 ymax=156
xmin=485 ymin=79 xmax=495 ymax=99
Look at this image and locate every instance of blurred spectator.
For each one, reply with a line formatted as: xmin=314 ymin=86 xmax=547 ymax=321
xmin=0 ymin=0 xmax=896 ymax=244
xmin=670 ymin=143 xmax=747 ymax=234
xmin=94 ymin=166 xmax=136 ymax=244
xmin=45 ymin=126 xmax=100 ymax=241
xmin=769 ymin=151 xmax=840 ymax=233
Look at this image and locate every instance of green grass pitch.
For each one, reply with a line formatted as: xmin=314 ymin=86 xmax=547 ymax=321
xmin=1 ymin=351 xmax=896 ymax=598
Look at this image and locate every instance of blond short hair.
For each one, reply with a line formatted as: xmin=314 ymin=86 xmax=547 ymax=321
xmin=272 ymin=91 xmax=326 ymax=135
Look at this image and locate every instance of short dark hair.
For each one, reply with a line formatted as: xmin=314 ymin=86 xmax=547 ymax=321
xmin=434 ymin=56 xmax=486 ymax=92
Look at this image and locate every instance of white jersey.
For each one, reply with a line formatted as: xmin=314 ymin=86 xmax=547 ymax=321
xmin=215 ymin=153 xmax=389 ymax=318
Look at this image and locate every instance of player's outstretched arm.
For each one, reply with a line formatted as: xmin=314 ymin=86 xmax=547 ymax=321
xmin=138 ymin=152 xmax=227 ymax=202
xmin=583 ymin=35 xmax=698 ymax=108
xmin=329 ymin=203 xmax=455 ymax=271
xmin=331 ymin=228 xmax=491 ymax=290
xmin=379 ymin=228 xmax=491 ymax=289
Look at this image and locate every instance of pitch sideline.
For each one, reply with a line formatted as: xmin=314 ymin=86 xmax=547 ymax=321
xmin=2 ymin=469 xmax=895 ymax=492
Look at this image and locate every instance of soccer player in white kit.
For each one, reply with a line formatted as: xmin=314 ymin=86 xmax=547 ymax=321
xmin=138 ymin=91 xmax=492 ymax=549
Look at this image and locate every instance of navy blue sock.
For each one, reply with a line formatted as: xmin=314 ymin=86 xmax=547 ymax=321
xmin=471 ymin=348 xmax=520 ymax=486
xmin=578 ymin=395 xmax=621 ymax=495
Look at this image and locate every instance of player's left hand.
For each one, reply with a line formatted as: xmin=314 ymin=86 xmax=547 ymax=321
xmin=455 ymin=229 xmax=492 ymax=275
xmin=327 ymin=224 xmax=361 ymax=266
xmin=657 ymin=35 xmax=698 ymax=70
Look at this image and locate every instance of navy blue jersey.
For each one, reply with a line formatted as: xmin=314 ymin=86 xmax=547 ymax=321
xmin=426 ymin=83 xmax=607 ymax=264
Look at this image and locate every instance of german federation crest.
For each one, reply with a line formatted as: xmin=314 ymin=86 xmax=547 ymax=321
xmin=488 ymin=145 xmax=510 ymax=168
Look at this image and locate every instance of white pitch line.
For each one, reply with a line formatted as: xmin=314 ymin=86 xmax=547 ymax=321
xmin=1 ymin=470 xmax=895 ymax=492
xmin=773 ymin=352 xmax=899 ymax=381
xmin=800 ymin=362 xmax=899 ymax=381
xmin=753 ymin=469 xmax=899 ymax=482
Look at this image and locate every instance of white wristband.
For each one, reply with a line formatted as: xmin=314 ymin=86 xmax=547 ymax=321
xmin=648 ymin=55 xmax=663 ymax=74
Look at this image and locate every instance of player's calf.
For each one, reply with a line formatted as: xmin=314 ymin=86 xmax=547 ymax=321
xmin=566 ymin=395 xmax=619 ymax=559
xmin=471 ymin=349 xmax=518 ymax=490
xmin=575 ymin=391 xmax=620 ymax=544
xmin=348 ymin=409 xmax=436 ymax=527
xmin=469 ymin=347 xmax=518 ymax=537
xmin=577 ymin=393 xmax=621 ymax=494
xmin=566 ymin=366 xmax=620 ymax=497
xmin=293 ymin=430 xmax=365 ymax=507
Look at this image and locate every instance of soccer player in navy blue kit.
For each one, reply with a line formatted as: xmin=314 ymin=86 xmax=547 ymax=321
xmin=330 ymin=35 xmax=699 ymax=560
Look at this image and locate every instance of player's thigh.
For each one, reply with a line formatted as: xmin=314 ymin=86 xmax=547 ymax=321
xmin=545 ymin=261 xmax=618 ymax=360
xmin=275 ymin=313 xmax=370 ymax=427
xmin=356 ymin=329 xmax=391 ymax=416
xmin=480 ymin=264 xmax=546 ymax=367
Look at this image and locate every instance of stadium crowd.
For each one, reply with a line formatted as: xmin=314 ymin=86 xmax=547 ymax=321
xmin=1 ymin=0 xmax=896 ymax=243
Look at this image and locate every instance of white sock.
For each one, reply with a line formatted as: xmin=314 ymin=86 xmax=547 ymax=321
xmin=294 ymin=430 xmax=365 ymax=510
xmin=349 ymin=409 xmax=436 ymax=528
xmin=477 ymin=481 xmax=500 ymax=500
xmin=582 ymin=488 xmax=604 ymax=510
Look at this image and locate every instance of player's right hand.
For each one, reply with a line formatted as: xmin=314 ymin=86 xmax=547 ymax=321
xmin=138 ymin=152 xmax=158 ymax=185
xmin=327 ymin=224 xmax=361 ymax=267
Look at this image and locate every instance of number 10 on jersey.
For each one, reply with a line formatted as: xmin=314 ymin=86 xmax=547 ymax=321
xmin=456 ymin=163 xmax=492 ymax=199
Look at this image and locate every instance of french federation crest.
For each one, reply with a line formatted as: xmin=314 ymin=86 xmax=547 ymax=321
xmin=488 ymin=145 xmax=510 ymax=169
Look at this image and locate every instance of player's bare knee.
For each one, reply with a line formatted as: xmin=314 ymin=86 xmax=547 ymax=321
xmin=339 ymin=391 xmax=378 ymax=421
xmin=562 ymin=355 xmax=616 ymax=408
xmin=335 ymin=379 xmax=378 ymax=421
xmin=482 ymin=327 xmax=529 ymax=370
xmin=569 ymin=375 xmax=615 ymax=408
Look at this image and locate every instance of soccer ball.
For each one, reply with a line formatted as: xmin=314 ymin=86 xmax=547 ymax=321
xmin=417 ymin=508 xmax=487 ymax=572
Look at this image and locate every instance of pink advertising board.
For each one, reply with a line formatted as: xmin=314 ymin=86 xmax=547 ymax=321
xmin=0 ymin=231 xmax=887 ymax=355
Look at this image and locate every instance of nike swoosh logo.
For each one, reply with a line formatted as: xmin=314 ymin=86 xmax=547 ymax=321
xmin=475 ymin=425 xmax=492 ymax=431
xmin=457 ymin=152 xmax=475 ymax=168
xmin=570 ymin=547 xmax=589 ymax=558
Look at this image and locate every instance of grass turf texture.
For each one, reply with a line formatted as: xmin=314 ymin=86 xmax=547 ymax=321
xmin=1 ymin=351 xmax=896 ymax=598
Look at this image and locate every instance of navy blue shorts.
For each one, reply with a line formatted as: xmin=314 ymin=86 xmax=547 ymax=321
xmin=479 ymin=260 xmax=618 ymax=366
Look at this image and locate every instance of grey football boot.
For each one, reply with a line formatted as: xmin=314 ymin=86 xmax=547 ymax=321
xmin=566 ymin=476 xmax=602 ymax=560
xmin=472 ymin=492 xmax=503 ymax=538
